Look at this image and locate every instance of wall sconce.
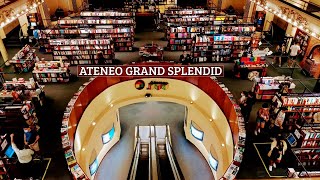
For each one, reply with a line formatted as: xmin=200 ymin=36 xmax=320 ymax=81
xmin=145 ymin=93 xmax=152 ymax=98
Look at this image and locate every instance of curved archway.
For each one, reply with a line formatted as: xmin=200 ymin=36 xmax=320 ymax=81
xmin=74 ymin=78 xmax=234 ymax=179
xmin=63 ymin=75 xmax=245 ymax=180
xmin=308 ymin=44 xmax=320 ymax=60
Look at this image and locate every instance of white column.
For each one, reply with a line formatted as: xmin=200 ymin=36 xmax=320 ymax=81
xmin=0 ymin=38 xmax=9 ymax=65
xmin=243 ymin=0 xmax=255 ymax=23
xmin=263 ymin=11 xmax=274 ymax=32
xmin=18 ymin=14 xmax=29 ymax=37
xmin=286 ymin=24 xmax=297 ymax=52
xmin=38 ymin=2 xmax=51 ymax=27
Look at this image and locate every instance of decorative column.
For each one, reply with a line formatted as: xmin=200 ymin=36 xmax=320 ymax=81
xmin=38 ymin=1 xmax=51 ymax=27
xmin=0 ymin=38 xmax=9 ymax=65
xmin=72 ymin=0 xmax=79 ymax=12
xmin=263 ymin=11 xmax=274 ymax=31
xmin=217 ymin=0 xmax=222 ymax=11
xmin=18 ymin=14 xmax=29 ymax=37
xmin=243 ymin=0 xmax=255 ymax=23
xmin=285 ymin=24 xmax=297 ymax=52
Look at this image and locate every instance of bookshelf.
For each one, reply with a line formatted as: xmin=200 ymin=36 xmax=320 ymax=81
xmin=39 ymin=26 xmax=133 ymax=52
xmin=192 ymin=35 xmax=254 ymax=62
xmin=32 ymin=61 xmax=70 ymax=83
xmin=61 ymin=79 xmax=95 ymax=179
xmin=9 ymin=45 xmax=39 ymax=73
xmin=80 ymin=11 xmax=135 ymax=18
xmin=294 ymin=29 xmax=310 ymax=58
xmin=271 ymin=93 xmax=320 ymax=132
xmin=210 ymin=77 xmax=246 ymax=180
xmin=79 ymin=11 xmax=135 ymax=51
xmin=49 ymin=39 xmax=114 ymax=65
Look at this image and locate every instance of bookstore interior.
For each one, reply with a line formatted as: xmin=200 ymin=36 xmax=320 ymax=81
xmin=0 ymin=0 xmax=320 ymax=179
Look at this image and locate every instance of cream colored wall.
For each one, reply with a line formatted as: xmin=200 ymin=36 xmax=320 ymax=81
xmin=221 ymin=0 xmax=246 ymax=13
xmin=267 ymin=0 xmax=320 ymax=36
xmin=45 ymin=0 xmax=74 ymax=15
xmin=75 ymin=107 xmax=121 ymax=179
xmin=74 ymin=78 xmax=234 ymax=179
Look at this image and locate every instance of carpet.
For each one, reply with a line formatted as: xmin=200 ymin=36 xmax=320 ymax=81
xmin=8 ymin=158 xmax=51 ymax=180
xmin=253 ymin=143 xmax=288 ymax=178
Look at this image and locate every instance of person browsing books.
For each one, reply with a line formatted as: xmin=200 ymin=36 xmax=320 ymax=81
xmin=288 ymin=42 xmax=301 ymax=67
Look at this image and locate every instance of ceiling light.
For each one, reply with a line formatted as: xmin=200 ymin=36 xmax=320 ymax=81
xmin=92 ymin=122 xmax=96 ymax=126
xmin=82 ymin=148 xmax=85 ymax=151
xmin=209 ymin=119 xmax=213 ymax=122
xmin=222 ymin=144 xmax=225 ymax=147
xmin=110 ymin=104 xmax=114 ymax=107
xmin=190 ymin=101 xmax=193 ymax=104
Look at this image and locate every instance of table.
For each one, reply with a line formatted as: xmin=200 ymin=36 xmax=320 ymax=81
xmin=139 ymin=44 xmax=164 ymax=62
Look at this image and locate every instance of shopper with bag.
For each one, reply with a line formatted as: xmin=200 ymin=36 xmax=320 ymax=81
xmin=270 ymin=107 xmax=287 ymax=138
xmin=267 ymin=135 xmax=287 ymax=171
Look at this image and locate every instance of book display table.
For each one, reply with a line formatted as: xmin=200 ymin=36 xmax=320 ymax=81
xmin=139 ymin=44 xmax=164 ymax=61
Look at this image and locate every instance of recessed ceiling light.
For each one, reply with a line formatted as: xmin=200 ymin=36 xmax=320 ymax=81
xmin=190 ymin=101 xmax=193 ymax=104
xmin=209 ymin=119 xmax=213 ymax=122
xmin=92 ymin=122 xmax=96 ymax=126
xmin=82 ymin=148 xmax=85 ymax=151
xmin=110 ymin=104 xmax=113 ymax=107
xmin=222 ymin=144 xmax=225 ymax=147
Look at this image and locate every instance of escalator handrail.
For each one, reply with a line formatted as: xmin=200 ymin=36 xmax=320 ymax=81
xmin=128 ymin=138 xmax=141 ymax=180
xmin=165 ymin=137 xmax=181 ymax=180
xmin=149 ymin=126 xmax=152 ymax=180
xmin=154 ymin=125 xmax=162 ymax=180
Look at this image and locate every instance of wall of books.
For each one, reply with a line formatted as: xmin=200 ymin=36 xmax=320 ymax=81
xmin=272 ymin=93 xmax=320 ymax=176
xmin=49 ymin=39 xmax=114 ymax=65
xmin=38 ymin=10 xmax=135 ymax=53
xmin=192 ymin=35 xmax=255 ymax=62
xmin=164 ymin=9 xmax=256 ymax=52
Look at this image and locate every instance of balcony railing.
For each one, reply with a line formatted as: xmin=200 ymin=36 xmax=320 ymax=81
xmin=279 ymin=0 xmax=320 ymax=20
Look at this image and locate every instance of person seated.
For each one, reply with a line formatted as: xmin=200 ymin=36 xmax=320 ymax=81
xmin=179 ymin=51 xmax=187 ymax=64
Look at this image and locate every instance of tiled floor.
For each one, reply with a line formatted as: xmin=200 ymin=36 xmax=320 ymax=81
xmin=0 ymin=29 xmax=318 ymax=180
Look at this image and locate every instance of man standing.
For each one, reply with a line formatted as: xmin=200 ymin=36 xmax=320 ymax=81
xmin=288 ymin=42 xmax=301 ymax=67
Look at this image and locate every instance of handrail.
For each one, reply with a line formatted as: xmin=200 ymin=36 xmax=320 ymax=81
xmin=154 ymin=125 xmax=162 ymax=180
xmin=128 ymin=138 xmax=141 ymax=180
xmin=149 ymin=126 xmax=152 ymax=180
xmin=165 ymin=137 xmax=181 ymax=180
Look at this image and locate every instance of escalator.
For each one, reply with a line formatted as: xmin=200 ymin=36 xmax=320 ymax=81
xmin=128 ymin=125 xmax=184 ymax=180
xmin=155 ymin=125 xmax=184 ymax=180
xmin=135 ymin=143 xmax=150 ymax=180
xmin=157 ymin=143 xmax=175 ymax=180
